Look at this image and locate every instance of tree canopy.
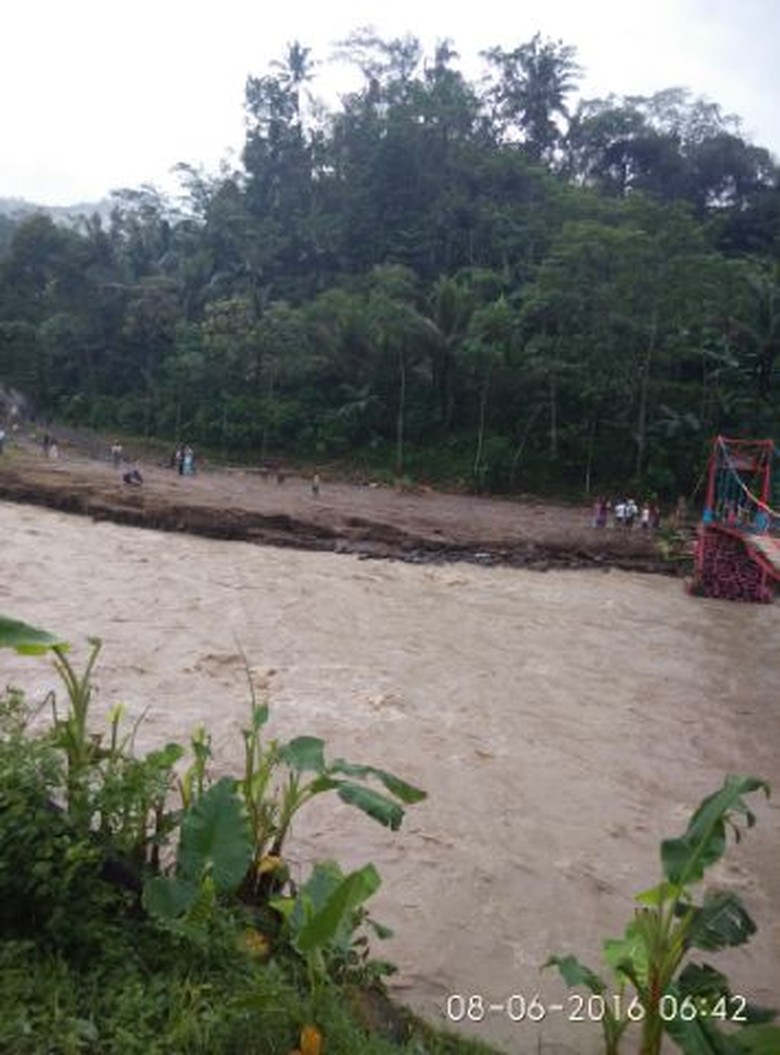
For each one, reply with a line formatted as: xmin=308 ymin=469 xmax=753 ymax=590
xmin=1 ymin=31 xmax=778 ymax=496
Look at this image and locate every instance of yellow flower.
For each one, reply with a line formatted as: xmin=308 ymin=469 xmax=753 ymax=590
xmin=258 ymin=854 xmax=283 ymax=875
xmin=238 ymin=928 xmax=271 ymax=961
xmin=300 ymin=1024 xmax=323 ymax=1055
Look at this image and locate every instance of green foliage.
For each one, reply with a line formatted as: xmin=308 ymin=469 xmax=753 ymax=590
xmin=482 ymin=33 xmax=581 ymax=161
xmin=94 ymin=735 xmax=184 ymax=866
xmin=237 ymin=687 xmax=425 ymax=904
xmin=660 ymin=775 xmax=768 ymax=887
xmin=178 ymin=778 xmax=253 ymax=891
xmin=144 ymin=777 xmax=253 ymax=936
xmin=0 ymin=614 xmax=69 ymax=654
xmin=0 ymin=930 xmax=497 ymax=1055
xmin=2 ymin=33 xmax=778 ymax=493
xmin=272 ymin=859 xmax=388 ymax=988
xmin=0 ymin=616 xmax=441 ymax=1054
xmin=6 ymin=616 xmax=777 ymax=1055
xmin=0 ymin=622 xmax=184 ymax=865
xmin=545 ymin=775 xmax=778 ymax=1055
xmin=0 ymin=698 xmax=126 ymax=960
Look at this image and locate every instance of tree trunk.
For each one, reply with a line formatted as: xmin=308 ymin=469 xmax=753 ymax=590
xmin=635 ymin=309 xmax=658 ymax=481
xmin=395 ymin=349 xmax=406 ymax=477
xmin=584 ymin=418 xmax=596 ymax=494
xmin=473 ymin=373 xmax=490 ymax=480
xmin=509 ymin=405 xmax=542 ymax=491
xmin=261 ymin=369 xmax=275 ymax=461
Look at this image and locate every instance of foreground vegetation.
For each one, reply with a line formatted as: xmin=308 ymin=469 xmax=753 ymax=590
xmin=0 ymin=615 xmax=777 ymax=1054
xmin=1 ymin=30 xmax=779 ymax=498
xmin=0 ymin=616 xmax=501 ymax=1055
xmin=546 ymin=776 xmax=780 ymax=1054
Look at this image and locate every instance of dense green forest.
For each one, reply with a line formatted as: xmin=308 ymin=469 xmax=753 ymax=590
xmin=1 ymin=31 xmax=779 ymax=496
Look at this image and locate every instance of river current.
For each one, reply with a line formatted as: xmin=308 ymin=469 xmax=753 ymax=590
xmin=2 ymin=502 xmax=778 ymax=1053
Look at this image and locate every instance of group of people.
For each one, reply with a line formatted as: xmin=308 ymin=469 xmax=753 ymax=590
xmin=107 ymin=440 xmax=144 ymax=486
xmin=592 ymin=496 xmax=661 ymax=531
xmin=171 ymin=444 xmax=196 ymax=476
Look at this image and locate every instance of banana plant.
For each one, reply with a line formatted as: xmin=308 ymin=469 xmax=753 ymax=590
xmin=0 ymin=615 xmax=99 ymax=828
xmin=238 ymin=696 xmax=426 ymax=902
xmin=270 ymin=859 xmax=384 ymax=991
xmin=546 ymin=775 xmax=779 ymax=1055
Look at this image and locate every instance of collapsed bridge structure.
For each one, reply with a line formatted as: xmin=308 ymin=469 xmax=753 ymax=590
xmin=693 ymin=436 xmax=780 ymax=602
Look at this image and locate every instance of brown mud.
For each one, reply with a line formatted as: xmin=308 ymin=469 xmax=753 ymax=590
xmin=0 ymin=442 xmax=685 ymax=577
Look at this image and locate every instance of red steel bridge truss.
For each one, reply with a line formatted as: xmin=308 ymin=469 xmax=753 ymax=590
xmin=693 ymin=436 xmax=780 ymax=602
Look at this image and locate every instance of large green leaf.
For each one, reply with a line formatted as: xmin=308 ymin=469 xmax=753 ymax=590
xmin=144 ymin=742 xmax=186 ymax=772
xmin=678 ymin=962 xmax=731 ymax=1002
xmin=686 ymin=891 xmax=757 ymax=951
xmin=677 ymin=964 xmax=775 ymax=1026
xmin=143 ymin=875 xmax=198 ymax=921
xmin=337 ymin=782 xmax=404 ymax=830
xmin=733 ymin=1025 xmax=780 ymax=1054
xmin=663 ymin=1008 xmax=743 ymax=1055
xmin=330 ymin=759 xmax=427 ymax=803
xmin=663 ymin=979 xmax=778 ymax=1055
xmin=0 ymin=615 xmax=69 ymax=655
xmin=307 ymin=775 xmax=342 ymax=795
xmin=178 ymin=777 xmax=252 ymax=892
xmin=603 ymin=915 xmax=652 ymax=989
xmin=543 ymin=954 xmax=607 ymax=994
xmin=279 ymin=736 xmax=326 ymax=773
xmin=663 ymin=832 xmax=726 ymax=890
xmin=662 ymin=776 xmax=770 ymax=888
xmin=636 ymin=880 xmax=679 ymax=906
xmin=296 ymin=862 xmax=381 ymax=953
xmin=246 ymin=702 xmax=269 ymax=731
xmin=299 ymin=859 xmax=344 ymax=908
xmin=281 ymin=859 xmax=345 ymax=937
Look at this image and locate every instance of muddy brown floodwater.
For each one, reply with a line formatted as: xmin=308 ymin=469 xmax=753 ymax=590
xmin=1 ymin=501 xmax=779 ymax=1054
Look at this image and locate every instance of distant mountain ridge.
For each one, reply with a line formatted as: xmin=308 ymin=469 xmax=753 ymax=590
xmin=0 ymin=196 xmax=113 ymax=224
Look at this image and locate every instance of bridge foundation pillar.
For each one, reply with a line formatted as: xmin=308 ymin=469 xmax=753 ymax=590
xmin=693 ymin=528 xmax=773 ymax=602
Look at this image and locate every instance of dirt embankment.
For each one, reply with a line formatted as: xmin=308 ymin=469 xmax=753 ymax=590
xmin=0 ymin=443 xmax=687 ymax=576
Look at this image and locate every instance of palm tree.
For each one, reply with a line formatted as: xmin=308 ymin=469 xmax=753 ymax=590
xmin=482 ymin=33 xmax=581 ymax=162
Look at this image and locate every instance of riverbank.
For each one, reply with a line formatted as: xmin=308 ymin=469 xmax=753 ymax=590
xmin=0 ymin=439 xmax=687 ymax=576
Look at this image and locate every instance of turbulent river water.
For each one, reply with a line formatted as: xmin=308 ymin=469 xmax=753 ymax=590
xmin=2 ymin=502 xmax=779 ymax=1054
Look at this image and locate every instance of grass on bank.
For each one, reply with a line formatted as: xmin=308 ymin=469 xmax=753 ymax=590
xmin=0 ymin=939 xmax=501 ymax=1055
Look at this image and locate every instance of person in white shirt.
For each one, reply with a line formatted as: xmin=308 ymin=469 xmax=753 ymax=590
xmin=625 ymin=498 xmax=638 ymax=529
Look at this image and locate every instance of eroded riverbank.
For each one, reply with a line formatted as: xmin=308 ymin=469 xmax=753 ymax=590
xmin=0 ymin=444 xmax=684 ymax=575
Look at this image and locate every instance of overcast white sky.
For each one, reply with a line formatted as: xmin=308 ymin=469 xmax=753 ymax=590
xmin=2 ymin=0 xmax=778 ymax=206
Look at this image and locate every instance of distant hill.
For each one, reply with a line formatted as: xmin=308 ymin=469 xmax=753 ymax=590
xmin=0 ymin=196 xmax=113 ymax=224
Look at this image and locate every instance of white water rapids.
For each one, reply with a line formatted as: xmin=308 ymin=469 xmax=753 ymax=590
xmin=2 ymin=502 xmax=778 ymax=1054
